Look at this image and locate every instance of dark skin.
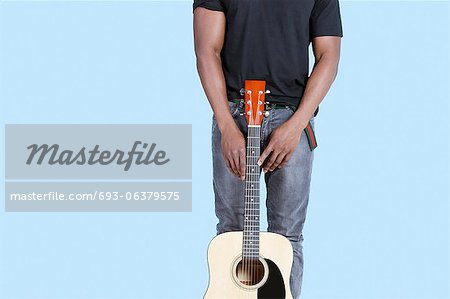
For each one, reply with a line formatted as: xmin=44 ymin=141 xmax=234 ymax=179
xmin=194 ymin=7 xmax=341 ymax=179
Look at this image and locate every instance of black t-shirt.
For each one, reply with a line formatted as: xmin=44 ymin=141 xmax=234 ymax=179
xmin=193 ymin=0 xmax=343 ymax=114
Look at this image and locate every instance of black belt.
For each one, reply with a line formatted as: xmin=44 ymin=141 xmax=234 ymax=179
xmin=228 ymin=98 xmax=318 ymax=151
xmin=228 ymin=98 xmax=318 ymax=116
xmin=228 ymin=98 xmax=295 ymax=111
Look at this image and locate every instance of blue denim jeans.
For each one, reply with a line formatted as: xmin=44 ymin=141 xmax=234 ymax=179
xmin=211 ymin=100 xmax=315 ymax=299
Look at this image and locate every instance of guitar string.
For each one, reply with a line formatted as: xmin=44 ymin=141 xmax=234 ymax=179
xmin=255 ymin=90 xmax=262 ymax=286
xmin=249 ymin=90 xmax=254 ymax=286
xmin=244 ymin=90 xmax=252 ymax=285
xmin=258 ymin=90 xmax=262 ymax=286
xmin=243 ymin=88 xmax=264 ymax=289
xmin=248 ymin=90 xmax=262 ymax=287
xmin=252 ymin=91 xmax=260 ymax=286
xmin=251 ymin=94 xmax=255 ymax=286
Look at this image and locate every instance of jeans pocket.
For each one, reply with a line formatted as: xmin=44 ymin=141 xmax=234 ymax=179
xmin=229 ymin=101 xmax=240 ymax=117
xmin=212 ymin=101 xmax=240 ymax=132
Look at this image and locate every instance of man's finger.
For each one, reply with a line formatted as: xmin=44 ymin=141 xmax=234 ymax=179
xmin=278 ymin=151 xmax=293 ymax=168
xmin=231 ymin=151 xmax=242 ymax=178
xmin=225 ymin=154 xmax=239 ymax=177
xmin=263 ymin=150 xmax=281 ymax=172
xmin=269 ymin=152 xmax=286 ymax=172
xmin=258 ymin=144 xmax=273 ymax=166
xmin=224 ymin=158 xmax=234 ymax=174
xmin=238 ymin=148 xmax=246 ymax=180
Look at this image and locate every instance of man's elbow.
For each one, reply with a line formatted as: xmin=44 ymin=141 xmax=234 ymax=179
xmin=195 ymin=46 xmax=221 ymax=62
xmin=315 ymin=51 xmax=340 ymax=79
xmin=194 ymin=46 xmax=222 ymax=74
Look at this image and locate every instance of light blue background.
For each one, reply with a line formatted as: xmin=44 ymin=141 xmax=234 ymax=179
xmin=0 ymin=1 xmax=448 ymax=298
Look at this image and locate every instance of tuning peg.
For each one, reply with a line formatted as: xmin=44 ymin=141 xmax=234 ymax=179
xmin=265 ymin=89 xmax=271 ymax=94
xmin=240 ymin=88 xmax=245 ymax=96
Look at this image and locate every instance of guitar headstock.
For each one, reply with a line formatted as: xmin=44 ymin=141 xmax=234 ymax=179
xmin=243 ymin=80 xmax=266 ymax=126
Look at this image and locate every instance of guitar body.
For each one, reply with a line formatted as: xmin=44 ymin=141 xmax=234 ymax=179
xmin=204 ymin=231 xmax=294 ymax=299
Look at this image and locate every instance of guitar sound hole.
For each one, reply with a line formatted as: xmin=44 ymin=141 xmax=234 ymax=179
xmin=235 ymin=258 xmax=265 ymax=286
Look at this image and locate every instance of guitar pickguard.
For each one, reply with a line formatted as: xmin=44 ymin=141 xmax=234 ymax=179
xmin=257 ymin=258 xmax=287 ymax=299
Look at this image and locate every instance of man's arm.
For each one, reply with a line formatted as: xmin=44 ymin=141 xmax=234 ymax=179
xmin=290 ymin=36 xmax=341 ymax=130
xmin=257 ymin=36 xmax=342 ymax=172
xmin=193 ymin=7 xmax=246 ymax=180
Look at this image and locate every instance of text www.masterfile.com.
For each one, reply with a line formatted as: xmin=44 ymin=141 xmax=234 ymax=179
xmin=9 ymin=191 xmax=181 ymax=201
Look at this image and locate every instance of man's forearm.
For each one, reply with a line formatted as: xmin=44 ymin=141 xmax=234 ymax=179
xmin=289 ymin=54 xmax=340 ymax=130
xmin=196 ymin=53 xmax=236 ymax=133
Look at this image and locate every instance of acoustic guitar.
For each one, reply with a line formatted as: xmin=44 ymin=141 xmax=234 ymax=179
xmin=204 ymin=80 xmax=294 ymax=299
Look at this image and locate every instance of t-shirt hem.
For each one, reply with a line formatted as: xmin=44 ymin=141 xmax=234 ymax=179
xmin=193 ymin=3 xmax=225 ymax=13
xmin=310 ymin=32 xmax=344 ymax=39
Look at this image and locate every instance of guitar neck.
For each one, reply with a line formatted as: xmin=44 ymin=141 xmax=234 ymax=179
xmin=242 ymin=125 xmax=261 ymax=259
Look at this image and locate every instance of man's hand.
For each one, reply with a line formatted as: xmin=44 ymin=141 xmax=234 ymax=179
xmin=221 ymin=125 xmax=246 ymax=180
xmin=257 ymin=119 xmax=303 ymax=172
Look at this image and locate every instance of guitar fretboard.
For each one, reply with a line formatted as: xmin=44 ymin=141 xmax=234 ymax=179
xmin=242 ymin=125 xmax=261 ymax=259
